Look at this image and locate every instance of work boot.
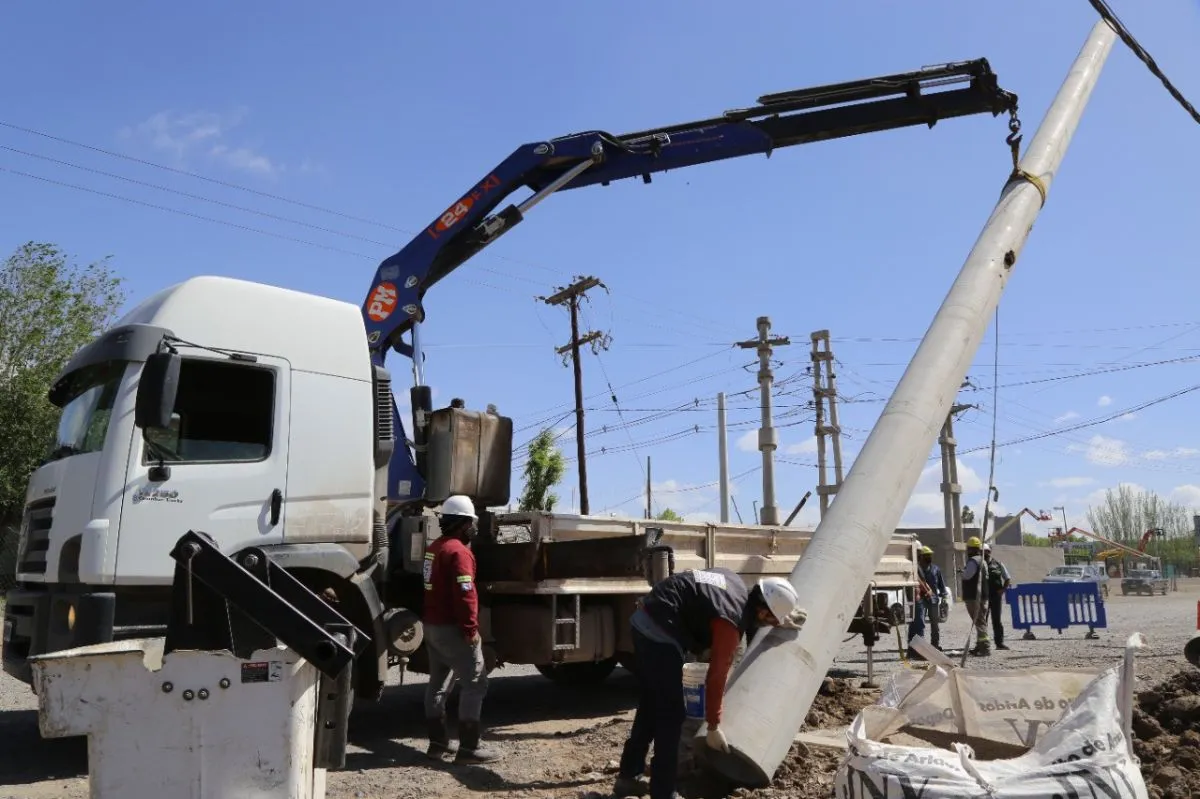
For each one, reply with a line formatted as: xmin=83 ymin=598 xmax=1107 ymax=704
xmin=425 ymin=716 xmax=457 ymax=759
xmin=612 ymin=774 xmax=651 ymax=797
xmin=971 ymin=641 xmax=992 ymax=657
xmin=455 ymin=720 xmax=502 ymax=764
xmin=995 ymin=641 xmax=1010 ymax=650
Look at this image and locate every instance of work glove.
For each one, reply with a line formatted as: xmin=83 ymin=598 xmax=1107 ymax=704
xmin=705 ymin=725 xmax=731 ymax=753
xmin=776 ymin=607 xmax=808 ymax=631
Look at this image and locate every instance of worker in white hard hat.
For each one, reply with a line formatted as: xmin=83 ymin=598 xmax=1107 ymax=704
xmin=421 ymin=494 xmax=501 ymax=764
xmin=613 ymin=569 xmax=806 ymax=799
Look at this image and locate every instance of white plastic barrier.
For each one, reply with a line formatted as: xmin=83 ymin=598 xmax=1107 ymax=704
xmin=834 ymin=634 xmax=1149 ymax=798
xmin=30 ymin=638 xmax=326 ymax=799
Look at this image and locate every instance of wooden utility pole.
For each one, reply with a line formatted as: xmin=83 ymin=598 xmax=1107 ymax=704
xmin=737 ymin=317 xmax=790 ymax=526
xmin=541 ymin=275 xmax=609 ymax=515
xmin=810 ymin=330 xmax=845 ymax=519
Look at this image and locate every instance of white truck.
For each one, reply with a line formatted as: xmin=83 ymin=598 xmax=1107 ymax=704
xmin=4 ymin=64 xmax=1017 ymax=692
xmin=2 ymin=276 xmax=919 ymax=694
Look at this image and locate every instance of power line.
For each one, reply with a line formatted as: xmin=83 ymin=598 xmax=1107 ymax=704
xmin=0 ymin=119 xmax=417 ymax=231
xmin=0 ymin=118 xmax=742 ymax=339
xmin=956 ymin=383 xmax=1200 ymax=457
xmin=1086 ymin=0 xmax=1200 ymax=125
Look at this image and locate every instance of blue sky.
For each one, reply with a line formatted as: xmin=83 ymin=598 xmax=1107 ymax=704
xmin=3 ymin=1 xmax=1200 ymax=535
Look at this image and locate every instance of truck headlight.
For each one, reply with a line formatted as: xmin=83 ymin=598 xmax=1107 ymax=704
xmin=67 ymin=603 xmax=76 ymax=631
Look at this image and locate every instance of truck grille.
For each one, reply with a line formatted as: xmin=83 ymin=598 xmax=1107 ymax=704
xmin=16 ymin=498 xmax=54 ymax=575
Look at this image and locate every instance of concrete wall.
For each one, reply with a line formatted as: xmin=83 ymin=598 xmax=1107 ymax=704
xmin=990 ymin=544 xmax=1064 ymax=585
xmin=893 ymin=525 xmax=1065 ymax=595
xmin=991 ymin=515 xmax=1023 ymax=546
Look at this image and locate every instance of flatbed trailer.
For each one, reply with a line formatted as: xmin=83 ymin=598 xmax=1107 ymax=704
xmin=390 ymin=511 xmax=919 ymax=684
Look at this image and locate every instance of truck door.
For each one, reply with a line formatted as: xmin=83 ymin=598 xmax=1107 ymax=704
xmin=116 ymin=353 xmax=291 ymax=582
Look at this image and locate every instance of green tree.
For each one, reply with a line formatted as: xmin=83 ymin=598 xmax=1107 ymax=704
xmin=1021 ymin=533 xmax=1053 ymax=548
xmin=656 ymin=508 xmax=683 ymax=522
xmin=517 ymin=428 xmax=565 ymax=512
xmin=0 ymin=242 xmax=124 ymax=524
xmin=1086 ymin=485 xmax=1197 ymax=570
xmin=962 ymin=506 xmax=976 ymax=524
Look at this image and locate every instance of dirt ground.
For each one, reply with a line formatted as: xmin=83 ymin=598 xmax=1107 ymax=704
xmin=2 ymin=579 xmax=1198 ymax=799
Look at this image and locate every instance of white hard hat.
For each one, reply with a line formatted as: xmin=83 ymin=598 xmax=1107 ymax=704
xmin=757 ymin=577 xmax=806 ymax=629
xmin=440 ymin=495 xmax=477 ymax=520
xmin=983 ymin=543 xmax=992 ymax=552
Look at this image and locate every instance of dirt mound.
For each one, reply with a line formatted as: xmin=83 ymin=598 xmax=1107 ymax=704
xmin=718 ymin=677 xmax=876 ymax=799
xmin=718 ymin=669 xmax=1200 ymax=799
xmin=1132 ymin=668 xmax=1200 ymax=799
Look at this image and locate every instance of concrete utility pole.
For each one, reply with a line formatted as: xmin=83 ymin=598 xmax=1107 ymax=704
xmin=717 ymin=392 xmax=730 ymax=524
xmin=810 ymin=330 xmax=845 ymax=519
xmin=737 ymin=317 xmax=790 ymax=526
xmin=541 ymin=276 xmax=609 ymax=516
xmin=645 ymin=456 xmax=652 ymax=519
xmin=712 ymin=21 xmax=1116 ymax=788
xmin=940 ymin=403 xmax=974 ymax=574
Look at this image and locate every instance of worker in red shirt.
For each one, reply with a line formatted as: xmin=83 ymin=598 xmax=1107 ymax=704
xmin=422 ymin=494 xmax=501 ymax=764
xmin=613 ymin=569 xmax=805 ymax=799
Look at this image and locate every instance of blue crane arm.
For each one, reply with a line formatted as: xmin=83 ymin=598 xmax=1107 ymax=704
xmin=371 ymin=59 xmax=1018 ymax=506
xmin=362 ymin=58 xmax=1017 ymax=359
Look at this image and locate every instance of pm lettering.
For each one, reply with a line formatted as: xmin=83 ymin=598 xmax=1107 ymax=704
xmin=368 ymin=282 xmax=399 ymax=322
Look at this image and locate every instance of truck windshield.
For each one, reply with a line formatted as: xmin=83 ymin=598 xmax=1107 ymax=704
xmin=46 ymin=361 xmax=124 ymax=463
xmin=1050 ymin=566 xmax=1083 ymax=576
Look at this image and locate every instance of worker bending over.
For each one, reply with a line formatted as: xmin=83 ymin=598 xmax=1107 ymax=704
xmin=422 ymin=495 xmax=501 ymax=763
xmin=614 ymin=569 xmax=806 ymax=799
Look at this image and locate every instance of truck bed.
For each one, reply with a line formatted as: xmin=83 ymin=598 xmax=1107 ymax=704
xmin=481 ymin=511 xmax=919 ymax=595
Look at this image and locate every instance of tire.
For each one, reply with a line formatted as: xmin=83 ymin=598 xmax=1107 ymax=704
xmin=536 ymin=657 xmax=619 ymax=687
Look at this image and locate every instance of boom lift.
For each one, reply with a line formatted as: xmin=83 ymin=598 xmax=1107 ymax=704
xmin=3 ymin=60 xmax=1019 ymax=704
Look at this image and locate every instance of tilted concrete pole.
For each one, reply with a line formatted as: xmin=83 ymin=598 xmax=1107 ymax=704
xmin=711 ymin=20 xmax=1117 ymax=787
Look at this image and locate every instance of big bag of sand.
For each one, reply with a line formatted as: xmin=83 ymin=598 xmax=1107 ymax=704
xmin=834 ymin=633 xmax=1149 ymax=798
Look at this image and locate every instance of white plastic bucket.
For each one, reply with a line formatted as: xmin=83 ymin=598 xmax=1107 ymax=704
xmin=682 ymin=662 xmax=708 ymax=720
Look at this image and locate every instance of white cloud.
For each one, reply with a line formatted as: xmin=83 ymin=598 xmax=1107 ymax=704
xmin=1066 ymin=434 xmax=1128 ymax=467
xmin=1081 ymin=482 xmax=1147 ymax=507
xmin=120 ymin=109 xmax=282 ymax=177
xmin=1054 ymin=410 xmax=1080 ymax=424
xmin=1042 ymin=476 xmax=1095 ymax=488
xmin=784 ymin=437 xmax=818 ymax=455
xmin=1142 ymin=446 xmax=1200 ymax=461
xmin=736 ymin=430 xmax=758 ymax=453
xmin=901 ymin=460 xmax=989 ymax=524
xmin=1170 ymin=485 xmax=1200 ymax=507
xmin=1097 ymin=395 xmax=1113 ymax=407
xmin=642 ymin=477 xmax=737 ymax=522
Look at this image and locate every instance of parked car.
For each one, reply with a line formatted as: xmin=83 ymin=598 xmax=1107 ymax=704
xmin=1042 ymin=563 xmax=1110 ymax=596
xmin=1121 ymin=569 xmax=1170 ymax=596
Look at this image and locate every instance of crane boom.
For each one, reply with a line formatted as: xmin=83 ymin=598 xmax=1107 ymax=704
xmin=362 ymin=60 xmax=1017 ymax=360
xmin=370 ymin=59 xmax=1019 ymax=504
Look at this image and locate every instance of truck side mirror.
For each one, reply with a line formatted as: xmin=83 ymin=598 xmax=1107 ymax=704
xmin=135 ymin=352 xmax=181 ymax=429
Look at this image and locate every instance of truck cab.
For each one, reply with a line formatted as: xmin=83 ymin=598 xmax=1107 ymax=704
xmin=3 ymin=276 xmax=392 ymax=692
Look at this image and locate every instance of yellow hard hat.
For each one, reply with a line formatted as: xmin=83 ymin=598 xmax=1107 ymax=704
xmin=919 ymin=546 xmax=934 ymax=556
xmin=966 ymin=536 xmax=982 ymax=549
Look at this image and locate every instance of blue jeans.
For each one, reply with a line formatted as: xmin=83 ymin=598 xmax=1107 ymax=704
xmin=618 ymin=628 xmax=686 ymax=799
xmin=907 ymin=598 xmax=941 ymax=649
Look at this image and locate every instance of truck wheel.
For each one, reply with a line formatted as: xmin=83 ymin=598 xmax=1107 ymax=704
xmin=536 ymin=658 xmax=619 ymax=687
